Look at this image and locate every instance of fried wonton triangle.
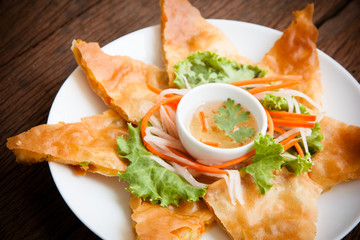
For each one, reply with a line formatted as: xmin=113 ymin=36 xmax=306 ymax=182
xmin=161 ymin=0 xmax=252 ymax=86
xmin=259 ymin=4 xmax=322 ymax=105
xmin=129 ymin=195 xmax=214 ymax=240
xmin=72 ymin=40 xmax=169 ymax=124
xmin=203 ymin=170 xmax=322 ymax=240
xmin=309 ymin=116 xmax=360 ymax=191
xmin=7 ymin=110 xmax=128 ymax=176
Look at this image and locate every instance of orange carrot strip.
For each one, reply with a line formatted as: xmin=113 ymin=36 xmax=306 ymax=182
xmin=283 ymin=139 xmax=299 ymax=151
xmin=247 ymin=80 xmax=301 ymax=95
xmin=272 ymin=118 xmax=316 ymax=128
xmin=279 ymin=131 xmax=301 ymax=145
xmin=264 ymin=108 xmax=274 ymax=136
xmin=294 ymin=143 xmax=305 ymax=158
xmin=166 ymin=100 xmax=179 ymax=111
xmin=269 ymin=111 xmax=316 ymax=121
xmin=146 ymin=81 xmax=162 ymax=94
xmin=212 ymin=149 xmax=256 ymax=169
xmin=167 ymin=147 xmax=227 ymax=174
xmin=200 ymin=140 xmax=219 ymax=147
xmin=140 ymin=95 xmax=227 ymax=174
xmin=274 ymin=126 xmax=304 ymax=157
xmin=199 ymin=111 xmax=207 ymax=133
xmin=230 ymin=75 xmax=303 ymax=87
xmin=274 ymin=126 xmax=286 ymax=134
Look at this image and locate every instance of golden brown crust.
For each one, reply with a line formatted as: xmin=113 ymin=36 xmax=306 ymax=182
xmin=203 ymin=170 xmax=322 ymax=240
xmin=129 ymin=195 xmax=214 ymax=240
xmin=259 ymin=4 xmax=322 ymax=106
xmin=7 ymin=110 xmax=128 ymax=176
xmin=309 ymin=116 xmax=360 ymax=191
xmin=72 ymin=40 xmax=169 ymax=124
xmin=161 ymin=0 xmax=252 ymax=86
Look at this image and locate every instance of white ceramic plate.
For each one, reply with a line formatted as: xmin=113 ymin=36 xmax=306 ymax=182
xmin=47 ymin=20 xmax=360 ymax=240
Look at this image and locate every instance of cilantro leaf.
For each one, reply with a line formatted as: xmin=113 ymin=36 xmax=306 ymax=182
xmin=214 ymin=98 xmax=254 ymax=143
xmin=173 ymin=51 xmax=267 ymax=89
xmin=230 ymin=126 xmax=255 ymax=143
xmin=117 ymin=123 xmax=206 ymax=207
xmin=241 ymin=134 xmax=285 ymax=195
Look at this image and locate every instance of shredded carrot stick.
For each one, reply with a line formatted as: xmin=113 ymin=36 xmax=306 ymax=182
xmin=294 ymin=143 xmax=305 ymax=158
xmin=247 ymin=80 xmax=301 ymax=95
xmin=275 ymin=127 xmax=295 ymax=139
xmin=167 ymin=146 xmax=227 ymax=174
xmin=230 ymin=75 xmax=303 ymax=87
xmin=212 ymin=149 xmax=256 ymax=169
xmin=272 ymin=118 xmax=316 ymax=128
xmin=199 ymin=111 xmax=207 ymax=132
xmin=200 ymin=140 xmax=219 ymax=147
xmin=264 ymin=108 xmax=274 ymax=136
xmin=273 ymin=126 xmax=286 ymax=134
xmin=146 ymin=81 xmax=162 ymax=94
xmin=279 ymin=131 xmax=301 ymax=145
xmin=269 ymin=111 xmax=316 ymax=121
xmin=140 ymin=95 xmax=227 ymax=174
xmin=283 ymin=139 xmax=299 ymax=151
xmin=166 ymin=100 xmax=180 ymax=111
xmin=274 ymin=127 xmax=305 ymax=157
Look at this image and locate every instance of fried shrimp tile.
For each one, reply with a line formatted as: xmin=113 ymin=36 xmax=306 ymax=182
xmin=204 ymin=170 xmax=322 ymax=240
xmin=72 ymin=40 xmax=169 ymax=124
xmin=7 ymin=110 xmax=128 ymax=176
xmin=161 ymin=0 xmax=252 ymax=86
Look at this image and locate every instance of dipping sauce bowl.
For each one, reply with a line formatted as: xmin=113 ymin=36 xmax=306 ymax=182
xmin=176 ymin=83 xmax=267 ymax=165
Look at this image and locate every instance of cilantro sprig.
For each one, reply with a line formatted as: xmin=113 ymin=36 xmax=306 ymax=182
xmin=214 ymin=98 xmax=255 ymax=143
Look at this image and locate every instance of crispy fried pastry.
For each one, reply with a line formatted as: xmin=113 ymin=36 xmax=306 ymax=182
xmin=259 ymin=4 xmax=322 ymax=105
xmin=161 ymin=0 xmax=252 ymax=86
xmin=72 ymin=40 xmax=169 ymax=124
xmin=7 ymin=110 xmax=128 ymax=176
xmin=203 ymin=170 xmax=322 ymax=240
xmin=129 ymin=195 xmax=214 ymax=240
xmin=309 ymin=116 xmax=360 ymax=191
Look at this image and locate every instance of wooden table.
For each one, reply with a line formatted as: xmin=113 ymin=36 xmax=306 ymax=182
xmin=1 ymin=0 xmax=359 ymax=239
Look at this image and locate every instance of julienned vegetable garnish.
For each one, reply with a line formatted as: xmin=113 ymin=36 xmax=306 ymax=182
xmin=118 ymin=51 xmax=324 ymax=203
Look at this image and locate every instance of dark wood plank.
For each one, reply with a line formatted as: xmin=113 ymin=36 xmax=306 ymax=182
xmin=317 ymin=0 xmax=360 ymax=79
xmin=0 ymin=0 xmax=358 ymax=239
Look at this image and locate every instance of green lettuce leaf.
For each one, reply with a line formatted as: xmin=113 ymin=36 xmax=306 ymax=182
xmin=305 ymin=122 xmax=324 ymax=155
xmin=261 ymin=93 xmax=309 ymax=114
xmin=283 ymin=152 xmax=313 ymax=176
xmin=117 ymin=123 xmax=206 ymax=207
xmin=173 ymin=51 xmax=267 ymax=89
xmin=241 ymin=134 xmax=285 ymax=195
xmin=240 ymin=133 xmax=314 ymax=195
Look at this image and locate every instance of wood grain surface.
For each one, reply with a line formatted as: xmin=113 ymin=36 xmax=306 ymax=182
xmin=1 ymin=0 xmax=359 ymax=239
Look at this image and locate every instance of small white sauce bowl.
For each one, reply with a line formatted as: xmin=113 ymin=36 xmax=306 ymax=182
xmin=176 ymin=83 xmax=267 ymax=165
